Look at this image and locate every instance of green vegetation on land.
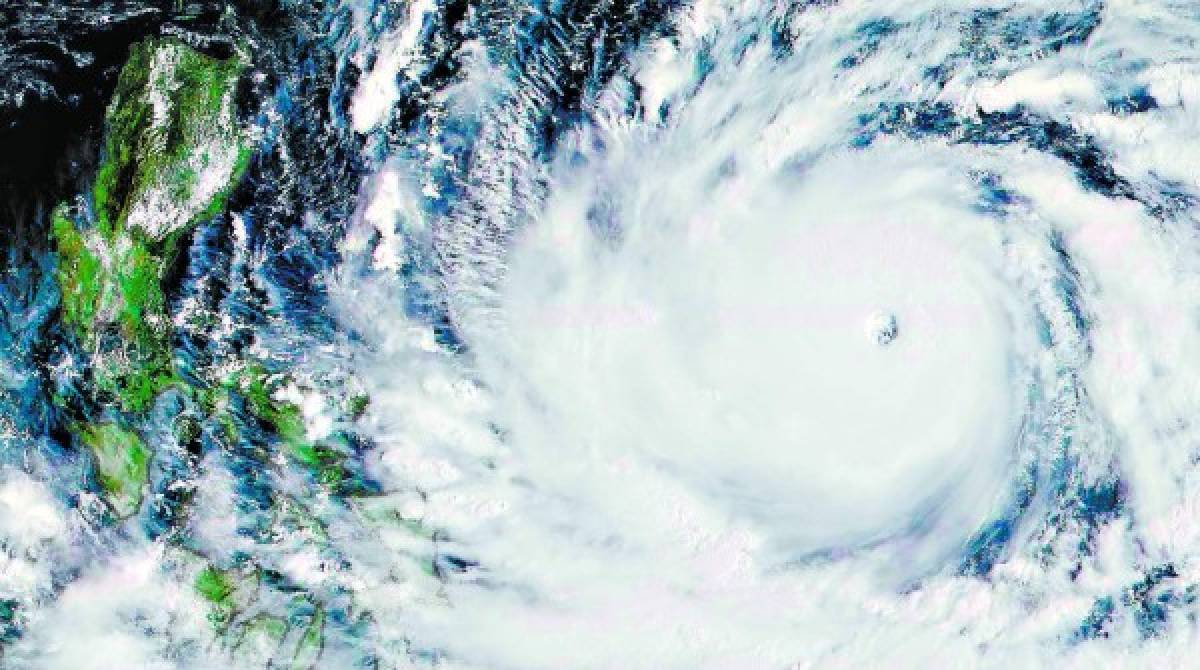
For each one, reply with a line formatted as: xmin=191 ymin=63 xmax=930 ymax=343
xmin=53 ymin=37 xmax=248 ymax=414
xmin=80 ymin=422 xmax=150 ymax=518
xmin=220 ymin=364 xmax=349 ymax=485
xmin=195 ymin=565 xmax=236 ymax=605
xmin=234 ymin=613 xmax=289 ymax=656
xmin=92 ymin=38 xmax=247 ymax=241
xmin=194 ymin=559 xmax=327 ymax=668
xmin=53 ymin=38 xmax=249 ymax=505
xmin=291 ymin=605 xmax=325 ymax=669
xmin=52 ymin=38 xmax=357 ymax=661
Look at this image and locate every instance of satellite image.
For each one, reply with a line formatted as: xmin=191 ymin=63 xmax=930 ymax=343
xmin=2 ymin=0 xmax=1199 ymax=667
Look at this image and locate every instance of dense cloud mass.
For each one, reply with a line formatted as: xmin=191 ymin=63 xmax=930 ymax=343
xmin=4 ymin=0 xmax=1200 ymax=667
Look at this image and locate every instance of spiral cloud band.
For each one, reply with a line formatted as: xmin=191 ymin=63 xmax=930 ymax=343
xmin=335 ymin=0 xmax=1200 ymax=666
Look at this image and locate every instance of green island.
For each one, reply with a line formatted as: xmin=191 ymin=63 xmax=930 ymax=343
xmin=47 ymin=38 xmax=389 ymax=667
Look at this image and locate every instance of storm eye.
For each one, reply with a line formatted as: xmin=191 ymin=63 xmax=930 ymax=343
xmin=867 ymin=310 xmax=899 ymax=346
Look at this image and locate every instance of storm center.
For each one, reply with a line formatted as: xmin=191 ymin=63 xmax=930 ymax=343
xmin=867 ymin=310 xmax=899 ymax=346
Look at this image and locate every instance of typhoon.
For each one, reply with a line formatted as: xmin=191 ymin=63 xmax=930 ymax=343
xmin=2 ymin=0 xmax=1200 ymax=667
